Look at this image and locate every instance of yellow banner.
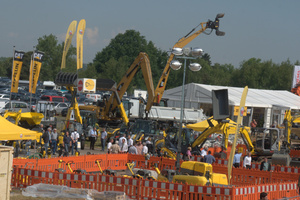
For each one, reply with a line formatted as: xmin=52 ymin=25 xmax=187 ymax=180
xmin=77 ymin=19 xmax=86 ymax=70
xmin=61 ymin=20 xmax=77 ymax=69
xmin=11 ymin=50 xmax=25 ymax=93
xmin=29 ymin=51 xmax=44 ymax=94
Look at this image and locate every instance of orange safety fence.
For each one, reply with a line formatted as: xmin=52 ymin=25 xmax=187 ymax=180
xmin=11 ymin=167 xmax=300 ymax=200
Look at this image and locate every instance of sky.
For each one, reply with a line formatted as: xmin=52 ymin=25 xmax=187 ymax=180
xmin=1 ymin=1 xmax=300 ymax=69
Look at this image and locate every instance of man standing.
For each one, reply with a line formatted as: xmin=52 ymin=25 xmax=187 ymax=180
xmin=260 ymin=157 xmax=271 ymax=171
xmin=63 ymin=131 xmax=72 ymax=156
xmin=201 ymin=146 xmax=208 ymax=157
xmin=127 ymin=135 xmax=133 ymax=147
xmin=71 ymin=128 xmax=80 ymax=155
xmin=203 ymin=150 xmax=216 ymax=164
xmin=250 ymin=119 xmax=257 ymax=135
xmin=136 ymin=141 xmax=143 ymax=155
xmin=101 ymin=128 xmax=107 ymax=151
xmin=42 ymin=127 xmax=51 ymax=151
xmin=119 ymin=134 xmax=127 ymax=146
xmin=110 ymin=140 xmax=120 ymax=154
xmin=107 ymin=138 xmax=113 ymax=154
xmin=233 ymin=150 xmax=242 ymax=168
xmin=128 ymin=141 xmax=138 ymax=154
xmin=243 ymin=152 xmax=252 ymax=169
xmin=120 ymin=138 xmax=128 ymax=153
xmin=51 ymin=128 xmax=58 ymax=155
xmin=89 ymin=127 xmax=97 ymax=150
xmin=142 ymin=142 xmax=148 ymax=155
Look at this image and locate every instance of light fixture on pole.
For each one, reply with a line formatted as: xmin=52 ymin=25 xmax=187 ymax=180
xmin=170 ymin=47 xmax=202 ymax=171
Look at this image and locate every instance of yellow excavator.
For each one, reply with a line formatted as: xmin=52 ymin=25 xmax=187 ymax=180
xmin=79 ymin=52 xmax=154 ymax=127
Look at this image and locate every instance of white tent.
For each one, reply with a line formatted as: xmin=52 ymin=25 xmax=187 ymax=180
xmin=163 ymin=83 xmax=300 ymax=109
xmin=163 ymin=83 xmax=300 ymax=127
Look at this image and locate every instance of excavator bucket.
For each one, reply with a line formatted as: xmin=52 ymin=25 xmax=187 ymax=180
xmin=96 ymin=79 xmax=117 ymax=91
xmin=55 ymin=72 xmax=77 ymax=87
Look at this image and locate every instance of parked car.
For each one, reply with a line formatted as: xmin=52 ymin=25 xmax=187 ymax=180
xmin=0 ymin=93 xmax=10 ymax=100
xmin=0 ymin=100 xmax=31 ymax=114
xmin=54 ymin=102 xmax=69 ymax=115
xmin=40 ymin=95 xmax=68 ymax=102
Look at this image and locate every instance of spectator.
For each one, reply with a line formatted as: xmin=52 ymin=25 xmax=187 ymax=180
xmin=25 ymin=140 xmax=32 ymax=156
xmin=127 ymin=135 xmax=133 ymax=147
xmin=42 ymin=127 xmax=51 ymax=151
xmin=101 ymin=128 xmax=107 ymax=151
xmin=259 ymin=192 xmax=268 ymax=200
xmin=260 ymin=157 xmax=271 ymax=171
xmin=136 ymin=141 xmax=143 ymax=155
xmin=71 ymin=128 xmax=80 ymax=155
xmin=186 ymin=147 xmax=192 ymax=161
xmin=243 ymin=152 xmax=252 ymax=169
xmin=142 ymin=142 xmax=148 ymax=155
xmin=204 ymin=150 xmax=216 ymax=164
xmin=51 ymin=128 xmax=58 ymax=155
xmin=201 ymin=146 xmax=208 ymax=157
xmin=233 ymin=150 xmax=242 ymax=168
xmin=250 ymin=119 xmax=257 ymax=135
xmin=107 ymin=138 xmax=113 ymax=154
xmin=110 ymin=140 xmax=120 ymax=154
xmin=119 ymin=134 xmax=127 ymax=146
xmin=146 ymin=137 xmax=153 ymax=154
xmin=63 ymin=131 xmax=72 ymax=156
xmin=120 ymin=138 xmax=128 ymax=153
xmin=128 ymin=141 xmax=138 ymax=154
xmin=89 ymin=127 xmax=97 ymax=150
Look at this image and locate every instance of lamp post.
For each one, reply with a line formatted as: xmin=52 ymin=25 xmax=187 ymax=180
xmin=170 ymin=47 xmax=203 ymax=171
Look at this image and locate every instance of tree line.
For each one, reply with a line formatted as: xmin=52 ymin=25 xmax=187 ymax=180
xmin=0 ymin=30 xmax=297 ymax=93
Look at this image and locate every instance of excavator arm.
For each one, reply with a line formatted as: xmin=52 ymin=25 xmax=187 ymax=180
xmin=106 ymin=52 xmax=155 ymax=115
xmin=153 ymin=14 xmax=225 ymax=106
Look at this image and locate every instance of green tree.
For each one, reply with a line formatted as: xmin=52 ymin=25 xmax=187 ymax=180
xmin=93 ymin=30 xmax=168 ymax=93
xmin=36 ymin=34 xmax=76 ymax=81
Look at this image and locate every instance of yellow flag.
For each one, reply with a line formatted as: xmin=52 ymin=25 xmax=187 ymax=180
xmin=29 ymin=51 xmax=44 ymax=94
xmin=227 ymin=86 xmax=248 ymax=184
xmin=61 ymin=20 xmax=77 ymax=69
xmin=11 ymin=50 xmax=25 ymax=93
xmin=77 ymin=19 xmax=86 ymax=70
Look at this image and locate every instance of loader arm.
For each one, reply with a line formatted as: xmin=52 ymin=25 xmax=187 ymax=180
xmin=153 ymin=14 xmax=225 ymax=106
xmin=106 ymin=52 xmax=155 ymax=115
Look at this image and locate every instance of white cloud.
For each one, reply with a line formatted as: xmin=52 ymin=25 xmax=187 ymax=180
xmin=86 ymin=27 xmax=99 ymax=45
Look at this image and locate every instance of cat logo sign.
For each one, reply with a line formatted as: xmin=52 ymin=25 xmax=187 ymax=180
xmin=85 ymin=79 xmax=95 ymax=90
xmin=233 ymin=106 xmax=247 ymax=116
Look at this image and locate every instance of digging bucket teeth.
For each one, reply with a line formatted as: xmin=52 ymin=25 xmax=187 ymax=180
xmin=96 ymin=79 xmax=117 ymax=91
xmin=55 ymin=72 xmax=78 ymax=87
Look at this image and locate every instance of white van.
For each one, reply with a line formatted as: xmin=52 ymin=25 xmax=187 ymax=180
xmin=85 ymin=93 xmax=102 ymax=102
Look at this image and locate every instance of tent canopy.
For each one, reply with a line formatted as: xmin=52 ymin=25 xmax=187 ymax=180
xmin=163 ymin=83 xmax=300 ymax=109
xmin=0 ymin=116 xmax=38 ymax=140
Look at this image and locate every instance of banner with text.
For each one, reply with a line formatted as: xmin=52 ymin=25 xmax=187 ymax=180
xmin=292 ymin=65 xmax=300 ymax=88
xmin=61 ymin=20 xmax=77 ymax=69
xmin=11 ymin=50 xmax=25 ymax=93
xmin=29 ymin=51 xmax=44 ymax=94
xmin=77 ymin=19 xmax=86 ymax=70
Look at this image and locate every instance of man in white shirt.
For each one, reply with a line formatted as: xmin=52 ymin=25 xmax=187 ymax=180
xmin=71 ymin=128 xmax=80 ymax=155
xmin=107 ymin=138 xmax=113 ymax=154
xmin=201 ymin=146 xmax=208 ymax=157
xmin=142 ymin=142 xmax=148 ymax=155
xmin=120 ymin=138 xmax=128 ymax=153
xmin=119 ymin=134 xmax=127 ymax=146
xmin=243 ymin=152 xmax=252 ymax=169
xmin=127 ymin=135 xmax=133 ymax=147
xmin=101 ymin=128 xmax=107 ymax=151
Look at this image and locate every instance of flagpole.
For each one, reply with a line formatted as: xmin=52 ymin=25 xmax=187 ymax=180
xmin=10 ymin=46 xmax=15 ymax=104
xmin=29 ymin=46 xmax=35 ymax=110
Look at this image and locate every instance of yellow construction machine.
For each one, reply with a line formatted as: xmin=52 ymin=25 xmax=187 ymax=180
xmin=157 ymin=161 xmax=228 ymax=186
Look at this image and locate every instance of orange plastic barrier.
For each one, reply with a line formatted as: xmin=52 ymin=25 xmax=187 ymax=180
xmin=12 ymin=167 xmax=300 ymax=200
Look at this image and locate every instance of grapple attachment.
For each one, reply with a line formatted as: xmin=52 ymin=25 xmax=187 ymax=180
xmin=55 ymin=72 xmax=77 ymax=87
